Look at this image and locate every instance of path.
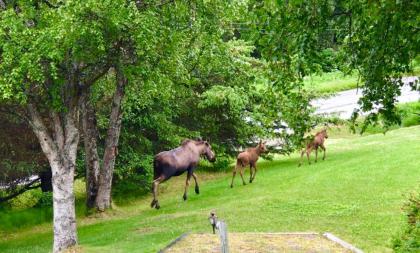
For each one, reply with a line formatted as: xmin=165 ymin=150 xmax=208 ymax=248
xmin=312 ymin=76 xmax=419 ymax=119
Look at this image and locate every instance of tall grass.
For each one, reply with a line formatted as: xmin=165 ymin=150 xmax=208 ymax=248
xmin=0 ymin=180 xmax=87 ymax=232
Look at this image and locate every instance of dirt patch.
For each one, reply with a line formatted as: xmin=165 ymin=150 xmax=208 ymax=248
xmin=164 ymin=233 xmax=354 ymax=253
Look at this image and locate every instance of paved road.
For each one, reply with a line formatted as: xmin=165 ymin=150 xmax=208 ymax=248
xmin=312 ymin=76 xmax=419 ymax=119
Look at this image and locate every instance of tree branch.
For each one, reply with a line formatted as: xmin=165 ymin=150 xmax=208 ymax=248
xmin=0 ymin=177 xmax=41 ymax=203
xmin=134 ymin=0 xmax=175 ymax=11
xmin=41 ymin=0 xmax=62 ymax=9
xmin=27 ymin=103 xmax=57 ymax=160
xmin=81 ymin=61 xmax=112 ymax=87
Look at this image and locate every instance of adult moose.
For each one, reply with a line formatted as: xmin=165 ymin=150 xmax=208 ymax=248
xmin=230 ymin=140 xmax=267 ymax=188
xmin=298 ymin=129 xmax=328 ymax=166
xmin=151 ymin=139 xmax=216 ymax=209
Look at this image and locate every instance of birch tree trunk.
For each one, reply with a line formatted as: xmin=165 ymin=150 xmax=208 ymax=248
xmin=27 ymin=103 xmax=79 ymax=253
xmin=95 ymin=67 xmax=127 ymax=211
xmin=80 ymin=91 xmax=100 ymax=209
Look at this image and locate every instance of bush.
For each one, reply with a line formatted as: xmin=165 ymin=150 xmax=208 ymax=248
xmin=392 ymin=190 xmax=420 ymax=253
xmin=35 ymin=192 xmax=53 ymax=207
xmin=112 ymin=154 xmax=153 ymax=199
xmin=398 ymin=102 xmax=420 ymax=127
xmin=319 ymin=48 xmax=338 ymax=72
xmin=199 ymin=156 xmax=232 ymax=172
xmin=7 ymin=189 xmax=42 ymax=209
xmin=349 ymin=101 xmax=420 ymax=135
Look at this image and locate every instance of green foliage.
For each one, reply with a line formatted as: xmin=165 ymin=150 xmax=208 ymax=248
xmin=318 ymin=48 xmax=339 ymax=72
xmin=398 ymin=102 xmax=420 ymax=127
xmin=73 ymin=3 xmax=315 ymax=194
xmin=349 ymin=102 xmax=420 ymax=135
xmin=35 ymin=192 xmax=53 ymax=208
xmin=336 ymin=1 xmax=420 ymax=126
xmin=392 ymin=190 xmax=420 ymax=253
xmin=4 ymin=189 xmax=42 ymax=210
xmin=245 ymin=0 xmax=419 ymax=128
xmin=199 ymin=157 xmax=232 ymax=172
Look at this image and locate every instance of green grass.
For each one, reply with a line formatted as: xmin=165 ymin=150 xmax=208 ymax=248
xmin=1 ymin=126 xmax=420 ymax=253
xmin=0 ymin=179 xmax=87 ymax=232
xmin=304 ymin=57 xmax=420 ymax=94
xmin=303 ymin=71 xmax=359 ymax=94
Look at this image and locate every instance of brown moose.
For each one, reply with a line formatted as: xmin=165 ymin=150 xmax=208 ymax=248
xmin=298 ymin=129 xmax=328 ymax=166
xmin=151 ymin=139 xmax=216 ymax=209
xmin=230 ymin=140 xmax=267 ymax=188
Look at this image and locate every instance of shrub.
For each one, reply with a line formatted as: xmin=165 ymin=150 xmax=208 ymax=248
xmin=35 ymin=192 xmax=53 ymax=207
xmin=392 ymin=190 xmax=420 ymax=253
xmin=319 ymin=48 xmax=338 ymax=72
xmin=7 ymin=189 xmax=42 ymax=209
xmin=199 ymin=156 xmax=232 ymax=172
xmin=398 ymin=102 xmax=420 ymax=127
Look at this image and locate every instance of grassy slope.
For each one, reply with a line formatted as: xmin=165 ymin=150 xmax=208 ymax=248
xmin=1 ymin=126 xmax=420 ymax=253
xmin=304 ymin=59 xmax=420 ymax=94
xmin=304 ymin=71 xmax=359 ymax=94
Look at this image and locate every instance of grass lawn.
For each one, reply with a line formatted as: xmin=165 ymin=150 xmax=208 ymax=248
xmin=304 ymin=60 xmax=420 ymax=94
xmin=1 ymin=126 xmax=420 ymax=253
xmin=303 ymin=71 xmax=359 ymax=94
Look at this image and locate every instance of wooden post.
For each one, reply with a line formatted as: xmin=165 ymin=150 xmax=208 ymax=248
xmin=217 ymin=221 xmax=229 ymax=253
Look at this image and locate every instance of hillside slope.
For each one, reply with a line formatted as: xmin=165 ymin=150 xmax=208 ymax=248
xmin=1 ymin=126 xmax=419 ymax=253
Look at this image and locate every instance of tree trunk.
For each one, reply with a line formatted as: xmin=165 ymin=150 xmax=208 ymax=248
xmin=40 ymin=169 xmax=53 ymax=192
xmin=95 ymin=68 xmax=127 ymax=211
xmin=80 ymin=90 xmax=100 ymax=209
xmin=27 ymin=103 xmax=79 ymax=252
xmin=50 ymin=157 xmax=78 ymax=252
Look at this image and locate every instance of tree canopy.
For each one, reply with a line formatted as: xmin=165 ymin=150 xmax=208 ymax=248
xmin=0 ymin=0 xmax=418 ymax=252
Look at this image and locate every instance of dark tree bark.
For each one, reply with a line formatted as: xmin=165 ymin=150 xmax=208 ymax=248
xmin=95 ymin=67 xmax=127 ymax=211
xmin=39 ymin=169 xmax=53 ymax=192
xmin=80 ymin=90 xmax=100 ymax=209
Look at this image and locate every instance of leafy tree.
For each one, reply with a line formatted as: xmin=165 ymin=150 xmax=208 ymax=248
xmin=0 ymin=0 xmax=140 ymax=251
xmin=245 ymin=0 xmax=420 ymax=130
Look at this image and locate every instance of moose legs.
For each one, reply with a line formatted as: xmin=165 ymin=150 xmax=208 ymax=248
xmin=151 ymin=175 xmax=165 ymax=209
xmin=183 ymin=172 xmax=192 ymax=201
xmin=298 ymin=145 xmax=327 ymax=166
xmin=231 ymin=161 xmax=246 ymax=188
xmin=192 ymin=172 xmax=199 ymax=194
xmin=249 ymin=163 xmax=257 ymax=183
xmin=320 ymin=144 xmax=326 ymax=160
xmin=299 ymin=147 xmax=312 ymax=166
xmin=183 ymin=171 xmax=201 ymax=201
xmin=298 ymin=147 xmax=318 ymax=167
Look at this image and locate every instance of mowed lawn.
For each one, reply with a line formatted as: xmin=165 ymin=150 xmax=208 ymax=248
xmin=1 ymin=126 xmax=419 ymax=253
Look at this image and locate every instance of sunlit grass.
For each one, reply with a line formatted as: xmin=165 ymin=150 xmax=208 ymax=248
xmin=304 ymin=59 xmax=419 ymax=95
xmin=1 ymin=126 xmax=419 ymax=253
xmin=303 ymin=71 xmax=359 ymax=94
